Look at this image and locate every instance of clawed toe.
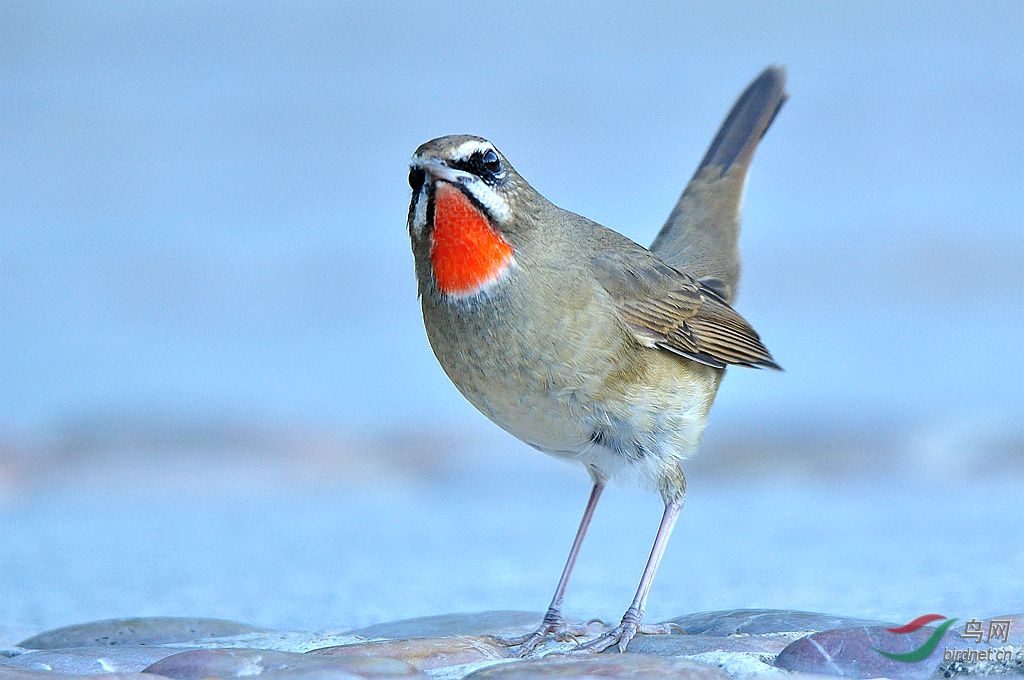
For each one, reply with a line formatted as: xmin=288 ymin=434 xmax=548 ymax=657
xmin=574 ymin=624 xmax=635 ymax=653
xmin=499 ymin=615 xmax=605 ymax=657
xmin=573 ymin=616 xmax=680 ymax=653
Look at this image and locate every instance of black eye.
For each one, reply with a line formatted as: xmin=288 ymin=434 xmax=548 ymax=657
xmin=408 ymin=167 xmax=425 ymax=193
xmin=479 ymin=149 xmax=502 ymax=177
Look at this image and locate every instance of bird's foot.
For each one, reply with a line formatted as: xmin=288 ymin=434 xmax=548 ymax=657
xmin=499 ymin=608 xmax=604 ymax=657
xmin=574 ymin=608 xmax=681 ymax=653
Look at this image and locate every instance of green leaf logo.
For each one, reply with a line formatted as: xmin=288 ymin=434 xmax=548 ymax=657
xmin=873 ymin=617 xmax=958 ymax=663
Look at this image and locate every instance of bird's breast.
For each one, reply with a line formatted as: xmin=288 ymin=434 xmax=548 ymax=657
xmin=429 ymin=183 xmax=514 ymax=298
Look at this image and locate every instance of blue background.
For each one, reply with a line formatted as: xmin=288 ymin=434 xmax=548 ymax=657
xmin=4 ymin=1 xmax=1021 ymax=449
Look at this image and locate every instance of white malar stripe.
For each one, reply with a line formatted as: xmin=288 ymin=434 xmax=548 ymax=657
xmin=410 ymin=183 xmax=429 ymax=236
xmin=462 ymin=179 xmax=510 ymax=225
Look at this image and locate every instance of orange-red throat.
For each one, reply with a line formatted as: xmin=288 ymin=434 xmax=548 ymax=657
xmin=430 ymin=182 xmax=514 ymax=296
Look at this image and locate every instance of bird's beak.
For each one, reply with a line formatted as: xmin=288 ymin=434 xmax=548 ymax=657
xmin=411 ymin=157 xmax=474 ymax=185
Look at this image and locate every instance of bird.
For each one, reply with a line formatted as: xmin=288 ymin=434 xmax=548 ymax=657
xmin=405 ymin=67 xmax=786 ymax=654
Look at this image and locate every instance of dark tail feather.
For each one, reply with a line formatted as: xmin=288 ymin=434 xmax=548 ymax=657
xmin=698 ymin=67 xmax=787 ymax=176
xmin=651 ymin=67 xmax=787 ymax=303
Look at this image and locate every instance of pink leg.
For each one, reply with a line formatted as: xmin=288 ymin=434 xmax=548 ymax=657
xmin=578 ymin=499 xmax=683 ymax=653
xmin=504 ymin=481 xmax=605 ymax=655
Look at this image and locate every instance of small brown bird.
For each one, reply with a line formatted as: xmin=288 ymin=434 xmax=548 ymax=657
xmin=407 ymin=68 xmax=786 ymax=653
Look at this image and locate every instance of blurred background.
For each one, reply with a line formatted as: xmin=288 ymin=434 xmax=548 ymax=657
xmin=2 ymin=0 xmax=1022 ymax=643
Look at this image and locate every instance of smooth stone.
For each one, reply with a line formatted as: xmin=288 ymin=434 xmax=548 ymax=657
xmin=0 ymin=646 xmax=186 ymax=673
xmin=666 ymin=609 xmax=888 ymax=637
xmin=463 ymin=654 xmax=730 ymax=678
xmin=310 ymin=635 xmax=508 ymax=674
xmin=162 ymin=631 xmax=364 ymax=653
xmin=620 ymin=630 xmax=799 ymax=678
xmin=346 ymin=612 xmax=543 ymax=641
xmin=775 ymin=624 xmax=951 ymax=679
xmin=623 ymin=631 xmax=795 ymax=657
xmin=19 ymin=617 xmax=269 ymax=649
xmin=287 ymin=654 xmax=424 ymax=678
xmin=255 ymin=668 xmax=369 ymax=680
xmin=682 ymin=650 xmax=783 ymax=678
xmin=0 ymin=669 xmax=174 ymax=680
xmin=146 ymin=648 xmax=421 ymax=679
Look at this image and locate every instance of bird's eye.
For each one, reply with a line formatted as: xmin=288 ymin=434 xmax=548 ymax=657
xmin=408 ymin=167 xmax=425 ymax=193
xmin=479 ymin=149 xmax=502 ymax=176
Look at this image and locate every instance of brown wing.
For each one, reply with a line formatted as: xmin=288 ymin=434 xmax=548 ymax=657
xmin=592 ymin=251 xmax=780 ymax=370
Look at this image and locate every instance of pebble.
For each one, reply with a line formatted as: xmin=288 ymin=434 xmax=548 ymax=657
xmin=18 ymin=618 xmax=268 ymax=650
xmin=666 ymin=609 xmax=887 ymax=636
xmin=165 ymin=631 xmax=365 ymax=653
xmin=4 ymin=610 xmax=1022 ymax=680
xmin=311 ymin=635 xmax=508 ymax=676
xmin=0 ymin=646 xmax=183 ymax=673
xmin=0 ymin=672 xmax=173 ymax=680
xmin=624 ymin=630 xmax=795 ymax=656
xmin=463 ymin=654 xmax=729 ymax=678
xmin=145 ymin=648 xmax=421 ymax=679
xmin=346 ymin=612 xmax=541 ymax=641
xmin=775 ymin=624 xmax=953 ymax=679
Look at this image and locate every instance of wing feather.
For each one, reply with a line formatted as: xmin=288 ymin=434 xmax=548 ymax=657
xmin=592 ymin=251 xmax=780 ymax=370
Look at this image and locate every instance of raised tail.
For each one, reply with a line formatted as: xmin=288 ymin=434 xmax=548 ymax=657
xmin=650 ymin=67 xmax=787 ymax=304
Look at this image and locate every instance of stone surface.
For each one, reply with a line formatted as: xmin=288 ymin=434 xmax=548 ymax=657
xmin=0 ymin=670 xmax=173 ymax=680
xmin=310 ymin=635 xmax=508 ymax=675
xmin=347 ymin=612 xmax=542 ymax=641
xmin=8 ymin=610 xmax=1021 ymax=680
xmin=19 ymin=618 xmax=269 ymax=650
xmin=623 ymin=631 xmax=795 ymax=657
xmin=616 ymin=625 xmax=804 ymax=678
xmin=667 ymin=610 xmax=888 ymax=637
xmin=162 ymin=631 xmax=364 ymax=653
xmin=145 ymin=648 xmax=422 ymax=679
xmin=463 ymin=654 xmax=730 ymax=678
xmin=0 ymin=646 xmax=185 ymax=673
xmin=775 ymin=624 xmax=950 ymax=679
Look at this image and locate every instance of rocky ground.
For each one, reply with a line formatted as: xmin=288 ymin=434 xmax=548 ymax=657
xmin=2 ymin=609 xmax=1022 ymax=679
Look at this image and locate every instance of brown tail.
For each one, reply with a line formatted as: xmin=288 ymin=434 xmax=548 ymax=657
xmin=650 ymin=67 xmax=787 ymax=304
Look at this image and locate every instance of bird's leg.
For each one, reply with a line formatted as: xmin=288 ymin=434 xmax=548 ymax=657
xmin=577 ymin=497 xmax=684 ymax=653
xmin=502 ymin=481 xmax=606 ymax=656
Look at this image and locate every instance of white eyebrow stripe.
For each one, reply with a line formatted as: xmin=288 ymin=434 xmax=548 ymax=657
xmin=452 ymin=138 xmax=493 ymax=161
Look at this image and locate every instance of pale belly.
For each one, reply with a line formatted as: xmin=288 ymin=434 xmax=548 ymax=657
xmin=424 ymin=301 xmax=723 ymax=492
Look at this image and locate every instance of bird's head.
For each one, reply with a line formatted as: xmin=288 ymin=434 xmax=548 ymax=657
xmin=407 ymin=135 xmax=543 ymax=299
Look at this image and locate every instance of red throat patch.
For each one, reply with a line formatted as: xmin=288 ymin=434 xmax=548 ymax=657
xmin=430 ymin=182 xmax=514 ymax=296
